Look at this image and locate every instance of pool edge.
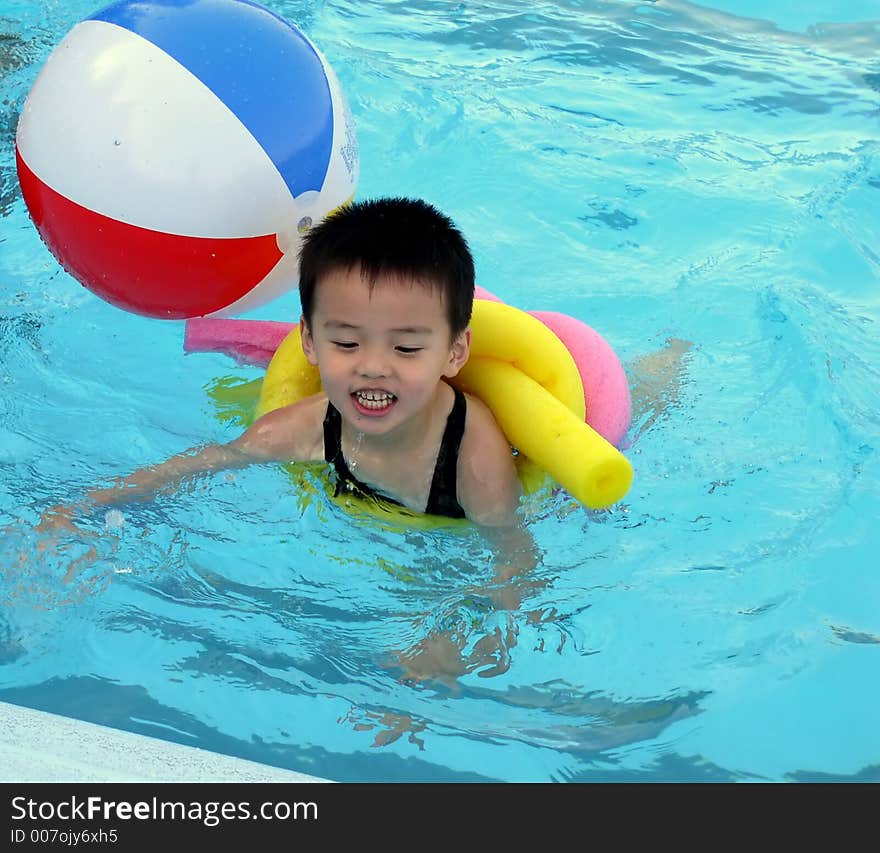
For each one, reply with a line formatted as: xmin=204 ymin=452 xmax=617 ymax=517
xmin=0 ymin=701 xmax=330 ymax=783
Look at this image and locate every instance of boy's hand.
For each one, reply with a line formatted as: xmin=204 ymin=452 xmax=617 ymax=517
xmin=395 ymin=617 xmax=518 ymax=685
xmin=35 ymin=505 xmax=79 ymax=537
xmin=396 ymin=633 xmax=469 ymax=687
xmin=30 ymin=505 xmax=100 ymax=583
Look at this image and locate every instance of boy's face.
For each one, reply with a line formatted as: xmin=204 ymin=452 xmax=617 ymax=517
xmin=300 ymin=265 xmax=470 ymax=436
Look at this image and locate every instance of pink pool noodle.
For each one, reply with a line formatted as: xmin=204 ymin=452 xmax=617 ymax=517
xmin=528 ymin=310 xmax=631 ymax=447
xmin=183 ymin=317 xmax=294 ymax=368
xmin=474 ymin=284 xmax=503 ymax=302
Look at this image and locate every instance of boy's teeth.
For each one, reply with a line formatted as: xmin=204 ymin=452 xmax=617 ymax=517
xmin=355 ymin=391 xmax=394 ymax=409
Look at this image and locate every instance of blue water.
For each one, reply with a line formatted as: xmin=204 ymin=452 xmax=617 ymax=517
xmin=1 ymin=0 xmax=879 ymax=782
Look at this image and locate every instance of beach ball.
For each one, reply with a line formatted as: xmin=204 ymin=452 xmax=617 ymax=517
xmin=15 ymin=0 xmax=359 ymax=319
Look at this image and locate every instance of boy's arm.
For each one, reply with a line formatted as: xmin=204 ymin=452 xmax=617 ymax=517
xmin=456 ymin=394 xmax=523 ymax=529
xmin=83 ymin=441 xmax=258 ymax=508
xmin=39 ymin=398 xmax=324 ymax=528
xmin=395 ymin=401 xmax=542 ymax=685
xmin=456 ymin=396 xmax=541 ymax=600
xmin=36 ymin=441 xmax=255 ymax=533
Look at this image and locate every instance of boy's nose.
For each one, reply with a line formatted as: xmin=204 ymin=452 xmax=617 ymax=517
xmin=356 ymin=350 xmax=389 ymax=379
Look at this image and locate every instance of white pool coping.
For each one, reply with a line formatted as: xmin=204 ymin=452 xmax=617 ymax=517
xmin=0 ymin=701 xmax=329 ymax=783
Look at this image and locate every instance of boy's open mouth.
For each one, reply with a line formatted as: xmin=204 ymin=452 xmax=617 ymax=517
xmin=352 ymin=390 xmax=397 ymax=414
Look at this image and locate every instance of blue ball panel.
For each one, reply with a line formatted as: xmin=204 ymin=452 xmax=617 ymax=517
xmin=90 ymin=0 xmax=334 ymax=198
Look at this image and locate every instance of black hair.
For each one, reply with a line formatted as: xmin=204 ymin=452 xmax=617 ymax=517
xmin=298 ymin=197 xmax=475 ymax=337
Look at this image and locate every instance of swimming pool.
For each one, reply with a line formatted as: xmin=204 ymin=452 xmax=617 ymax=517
xmin=1 ymin=0 xmax=878 ymax=782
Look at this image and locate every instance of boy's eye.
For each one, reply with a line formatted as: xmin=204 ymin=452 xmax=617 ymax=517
xmin=332 ymin=341 xmax=358 ymax=349
xmin=395 ymin=346 xmax=422 ymax=354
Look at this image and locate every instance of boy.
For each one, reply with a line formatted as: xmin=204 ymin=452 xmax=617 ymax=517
xmin=40 ymin=197 xmax=525 ymax=533
xmin=34 ymin=197 xmax=689 ymax=683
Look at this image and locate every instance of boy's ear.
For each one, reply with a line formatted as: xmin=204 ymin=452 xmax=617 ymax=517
xmin=443 ymin=327 xmax=471 ymax=378
xmin=300 ymin=316 xmax=319 ymax=366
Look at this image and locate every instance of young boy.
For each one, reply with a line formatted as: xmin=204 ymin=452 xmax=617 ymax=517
xmin=34 ymin=197 xmax=689 ymax=684
xmin=40 ymin=197 xmax=524 ymax=533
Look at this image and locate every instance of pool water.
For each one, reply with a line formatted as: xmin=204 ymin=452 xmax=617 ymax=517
xmin=1 ymin=0 xmax=879 ymax=782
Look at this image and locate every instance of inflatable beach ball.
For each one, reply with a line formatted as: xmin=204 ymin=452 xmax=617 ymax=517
xmin=15 ymin=0 xmax=359 ymax=319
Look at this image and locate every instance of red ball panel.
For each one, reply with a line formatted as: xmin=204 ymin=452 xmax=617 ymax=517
xmin=17 ymin=147 xmax=284 ymax=319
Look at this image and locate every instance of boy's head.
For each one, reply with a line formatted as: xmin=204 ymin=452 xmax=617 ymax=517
xmin=298 ymin=197 xmax=475 ymax=338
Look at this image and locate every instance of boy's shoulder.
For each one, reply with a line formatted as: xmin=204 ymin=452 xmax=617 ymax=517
xmin=235 ymin=393 xmax=327 ymax=463
xmin=460 ymin=391 xmax=501 ymax=437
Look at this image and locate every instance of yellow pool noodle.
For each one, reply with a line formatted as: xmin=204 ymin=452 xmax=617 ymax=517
xmin=468 ymin=300 xmax=585 ymax=420
xmin=452 ymin=356 xmax=633 ymax=509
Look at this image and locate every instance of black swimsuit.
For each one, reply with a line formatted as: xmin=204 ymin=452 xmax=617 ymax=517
xmin=323 ymin=387 xmax=467 ymax=519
